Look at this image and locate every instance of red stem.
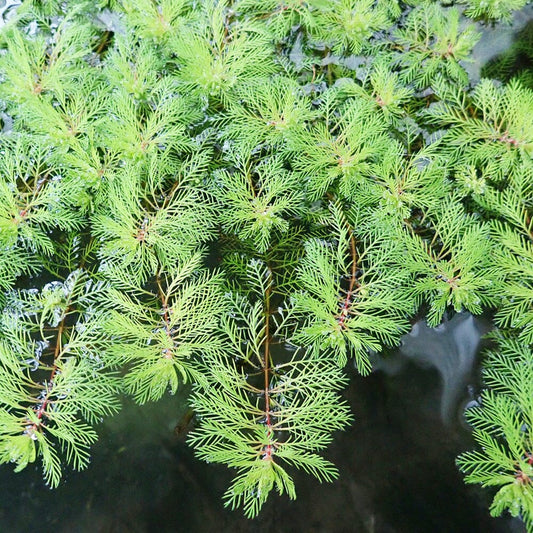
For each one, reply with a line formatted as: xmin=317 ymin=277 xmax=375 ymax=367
xmin=337 ymin=233 xmax=358 ymax=330
xmin=32 ymin=309 xmax=67 ymax=426
xmin=156 ymin=274 xmax=174 ymax=359
xmin=262 ymin=275 xmax=274 ymax=460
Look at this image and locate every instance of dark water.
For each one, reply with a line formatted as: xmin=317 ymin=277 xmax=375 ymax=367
xmin=0 ymin=313 xmax=526 ymax=533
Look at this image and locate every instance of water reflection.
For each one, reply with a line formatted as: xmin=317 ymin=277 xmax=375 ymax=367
xmin=373 ymin=312 xmax=491 ymax=424
xmin=0 ymin=312 xmax=525 ymax=532
xmin=0 ymin=0 xmax=21 ymax=27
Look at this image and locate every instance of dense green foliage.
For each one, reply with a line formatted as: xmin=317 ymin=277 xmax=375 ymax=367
xmin=0 ymin=0 xmax=532 ymax=526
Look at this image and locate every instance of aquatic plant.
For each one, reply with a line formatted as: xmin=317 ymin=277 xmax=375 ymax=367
xmin=0 ymin=0 xmax=532 ymax=526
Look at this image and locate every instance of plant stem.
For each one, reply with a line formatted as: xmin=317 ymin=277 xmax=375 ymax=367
xmin=262 ymin=269 xmax=274 ymax=460
xmin=338 ymin=232 xmax=358 ymax=330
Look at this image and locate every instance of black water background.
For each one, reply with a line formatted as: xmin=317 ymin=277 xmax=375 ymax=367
xmin=0 ymin=327 xmax=525 ymax=533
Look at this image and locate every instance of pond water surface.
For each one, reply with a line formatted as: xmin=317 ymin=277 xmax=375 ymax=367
xmin=0 ymin=313 xmax=526 ymax=533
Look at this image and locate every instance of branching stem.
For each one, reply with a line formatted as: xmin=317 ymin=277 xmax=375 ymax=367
xmin=156 ymin=273 xmax=174 ymax=359
xmin=328 ymin=197 xmax=360 ymax=329
xmin=31 ymin=271 xmax=81 ymax=429
xmin=337 ymin=232 xmax=358 ymax=330
xmin=262 ymin=269 xmax=274 ymax=459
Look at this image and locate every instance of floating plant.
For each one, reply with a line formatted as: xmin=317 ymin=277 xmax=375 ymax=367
xmin=0 ymin=0 xmax=532 ymax=528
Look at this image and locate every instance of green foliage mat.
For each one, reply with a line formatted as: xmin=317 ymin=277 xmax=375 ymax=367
xmin=0 ymin=0 xmax=532 ymax=527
